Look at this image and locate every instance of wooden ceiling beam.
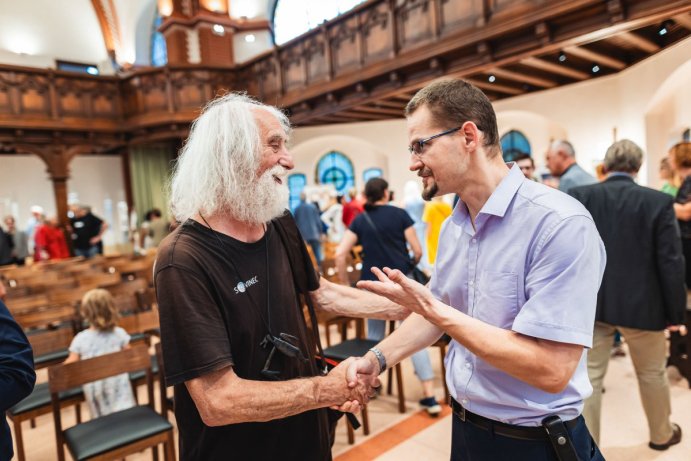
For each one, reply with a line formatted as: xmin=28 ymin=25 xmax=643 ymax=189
xmin=465 ymin=78 xmax=523 ymax=96
xmin=372 ymin=100 xmax=407 ymax=109
xmin=617 ymin=31 xmax=660 ymax=53
xmin=563 ymin=46 xmax=626 ymax=70
xmin=337 ymin=111 xmax=391 ymax=121
xmin=519 ymin=57 xmax=590 ymax=80
xmin=350 ymin=105 xmax=404 ymax=116
xmin=486 ymin=67 xmax=557 ymax=88
xmin=673 ymin=13 xmax=691 ymax=30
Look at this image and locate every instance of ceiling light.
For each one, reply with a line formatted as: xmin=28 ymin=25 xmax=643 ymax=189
xmin=245 ymin=34 xmax=256 ymax=43
xmin=86 ymin=66 xmax=99 ymax=75
xmin=488 ymin=75 xmax=496 ymax=83
xmin=592 ymin=64 xmax=600 ymax=73
xmin=558 ymin=52 xmax=567 ymax=62
xmin=212 ymin=24 xmax=225 ymax=35
xmin=658 ymin=20 xmax=673 ymax=36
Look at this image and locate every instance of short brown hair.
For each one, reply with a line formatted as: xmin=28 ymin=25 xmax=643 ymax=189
xmin=670 ymin=142 xmax=691 ymax=169
xmin=80 ymin=288 xmax=119 ymax=331
xmin=405 ymin=79 xmax=499 ymax=155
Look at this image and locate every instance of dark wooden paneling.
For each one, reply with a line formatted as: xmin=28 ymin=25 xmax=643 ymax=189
xmin=362 ymin=2 xmax=394 ymax=62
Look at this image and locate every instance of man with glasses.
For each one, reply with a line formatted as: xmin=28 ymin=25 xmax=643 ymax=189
xmin=345 ymin=79 xmax=607 ymax=460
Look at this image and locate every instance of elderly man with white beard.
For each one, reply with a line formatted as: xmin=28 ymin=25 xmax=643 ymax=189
xmin=154 ymin=93 xmax=408 ymax=461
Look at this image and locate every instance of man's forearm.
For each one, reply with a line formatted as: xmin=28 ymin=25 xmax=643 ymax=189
xmin=188 ymin=362 xmax=364 ymax=426
xmin=428 ymin=303 xmax=581 ymax=393
xmin=312 ymin=277 xmax=409 ymax=320
xmin=373 ymin=313 xmax=443 ymax=368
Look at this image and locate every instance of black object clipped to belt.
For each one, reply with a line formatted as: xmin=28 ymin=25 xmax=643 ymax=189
xmin=541 ymin=415 xmax=582 ymax=461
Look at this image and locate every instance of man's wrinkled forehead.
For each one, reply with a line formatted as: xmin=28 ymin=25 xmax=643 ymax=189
xmin=253 ymin=107 xmax=289 ymax=141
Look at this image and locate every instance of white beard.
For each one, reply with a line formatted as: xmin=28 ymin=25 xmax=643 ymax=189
xmin=227 ymin=165 xmax=289 ymax=224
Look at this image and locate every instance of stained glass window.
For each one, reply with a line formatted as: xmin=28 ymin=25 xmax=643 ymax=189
xmin=500 ymin=130 xmax=531 ymax=162
xmin=151 ymin=12 xmax=168 ymax=66
xmin=288 ymin=173 xmax=307 ymax=211
xmin=316 ymin=151 xmax=355 ymax=195
xmin=363 ymin=167 xmax=382 ymax=182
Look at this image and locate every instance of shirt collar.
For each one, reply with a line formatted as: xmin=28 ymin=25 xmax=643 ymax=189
xmin=478 ymin=163 xmax=524 ymax=218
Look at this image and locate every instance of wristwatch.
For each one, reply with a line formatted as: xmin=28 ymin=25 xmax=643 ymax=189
xmin=368 ymin=347 xmax=387 ymax=375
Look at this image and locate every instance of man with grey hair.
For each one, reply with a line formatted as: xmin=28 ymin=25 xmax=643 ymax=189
xmin=155 ymin=93 xmax=404 ymax=461
xmin=545 ymin=140 xmax=597 ymax=192
xmin=570 ymin=139 xmax=685 ymax=451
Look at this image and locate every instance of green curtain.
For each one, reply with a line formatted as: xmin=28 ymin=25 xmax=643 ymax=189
xmin=128 ymin=144 xmax=174 ymax=224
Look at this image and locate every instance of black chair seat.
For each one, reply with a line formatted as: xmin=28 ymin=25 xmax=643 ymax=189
xmin=34 ymin=349 xmax=69 ymax=366
xmin=9 ymin=382 xmax=83 ymax=415
xmin=323 ymin=338 xmax=378 ymax=361
xmin=128 ymin=355 xmax=159 ymax=382
xmin=64 ymin=405 xmax=172 ymax=461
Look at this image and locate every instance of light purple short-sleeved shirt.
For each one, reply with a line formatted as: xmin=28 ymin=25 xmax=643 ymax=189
xmin=431 ymin=164 xmax=606 ymax=426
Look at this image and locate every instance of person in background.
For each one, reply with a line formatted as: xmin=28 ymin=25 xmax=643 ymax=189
xmin=140 ymin=208 xmax=170 ymax=250
xmin=321 ymin=194 xmax=345 ymax=244
xmin=669 ymin=141 xmax=691 ymax=289
xmin=4 ymin=216 xmax=29 ymax=265
xmin=70 ymin=205 xmax=107 ymax=258
xmin=24 ymin=205 xmax=44 ymax=255
xmin=0 ymin=226 xmax=12 ymax=266
xmin=514 ymin=153 xmax=537 ymax=181
xmin=0 ymin=282 xmax=36 ymax=461
xmin=341 ymin=188 xmax=364 ymax=228
xmin=660 ymin=157 xmax=679 ymax=197
xmin=570 ymin=139 xmax=685 ymax=451
xmin=336 ymin=177 xmax=441 ymax=416
xmin=294 ymin=192 xmax=325 ymax=268
xmin=545 ymin=140 xmax=597 ymax=193
xmin=422 ymin=196 xmax=452 ymax=266
xmin=34 ymin=216 xmax=70 ymax=262
xmin=64 ymin=289 xmax=136 ymax=417
xmin=403 ymin=180 xmax=430 ymax=271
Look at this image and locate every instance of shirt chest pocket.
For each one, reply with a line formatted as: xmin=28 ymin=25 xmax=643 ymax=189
xmin=474 ymin=270 xmax=518 ymax=328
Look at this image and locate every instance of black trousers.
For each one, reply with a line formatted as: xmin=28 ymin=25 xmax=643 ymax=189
xmin=450 ymin=412 xmax=605 ymax=461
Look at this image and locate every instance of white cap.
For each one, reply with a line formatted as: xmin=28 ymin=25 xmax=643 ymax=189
xmin=30 ymin=205 xmax=44 ymax=214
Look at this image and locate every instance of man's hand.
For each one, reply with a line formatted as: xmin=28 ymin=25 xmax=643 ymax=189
xmin=668 ymin=325 xmax=688 ymax=336
xmin=326 ymin=355 xmax=381 ymax=413
xmin=357 ymin=267 xmax=439 ymax=320
xmin=89 ymin=235 xmax=101 ymax=245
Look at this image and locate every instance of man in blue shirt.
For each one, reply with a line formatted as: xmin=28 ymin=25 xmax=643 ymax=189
xmin=293 ymin=193 xmax=325 ymax=268
xmin=0 ymin=283 xmax=36 ymax=461
xmin=347 ymin=79 xmax=607 ymax=460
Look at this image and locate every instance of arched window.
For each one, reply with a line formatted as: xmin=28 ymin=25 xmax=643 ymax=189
xmin=151 ymin=11 xmax=168 ymax=66
xmin=316 ymin=151 xmax=355 ymax=195
xmin=363 ymin=168 xmax=382 ymax=182
xmin=500 ymin=130 xmax=531 ymax=162
xmin=288 ymin=173 xmax=307 ymax=211
xmin=272 ymin=0 xmax=366 ymax=45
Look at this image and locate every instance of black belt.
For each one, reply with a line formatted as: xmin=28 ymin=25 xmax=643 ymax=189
xmin=450 ymin=397 xmax=580 ymax=441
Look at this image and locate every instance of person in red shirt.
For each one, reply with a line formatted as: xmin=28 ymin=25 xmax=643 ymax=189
xmin=341 ymin=188 xmax=364 ymax=227
xmin=34 ymin=216 xmax=70 ymax=261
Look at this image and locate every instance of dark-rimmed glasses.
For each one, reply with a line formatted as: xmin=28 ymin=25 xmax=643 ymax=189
xmin=408 ymin=126 xmax=461 ymax=156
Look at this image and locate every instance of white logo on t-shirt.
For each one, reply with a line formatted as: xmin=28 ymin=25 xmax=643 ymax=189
xmin=234 ymin=276 xmax=259 ymax=294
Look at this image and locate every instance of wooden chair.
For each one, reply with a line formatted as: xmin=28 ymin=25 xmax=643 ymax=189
xmin=7 ymin=327 xmax=84 ymax=461
xmin=78 ymin=272 xmax=122 ymax=290
xmin=155 ymin=342 xmax=175 ymax=417
xmin=13 ymin=304 xmax=78 ymax=331
xmin=49 ymin=344 xmax=175 ymax=461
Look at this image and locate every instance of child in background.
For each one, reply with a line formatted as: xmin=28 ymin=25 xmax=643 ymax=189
xmin=64 ymin=288 xmax=136 ymax=417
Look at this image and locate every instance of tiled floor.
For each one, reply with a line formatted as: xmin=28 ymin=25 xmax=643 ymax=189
xmin=8 ymin=343 xmax=691 ymax=460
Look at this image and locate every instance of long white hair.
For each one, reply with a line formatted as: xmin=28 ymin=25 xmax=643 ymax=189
xmin=170 ymin=93 xmax=290 ymax=222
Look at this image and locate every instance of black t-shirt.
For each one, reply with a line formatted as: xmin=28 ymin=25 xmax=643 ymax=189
xmin=676 ymin=176 xmax=691 ymax=239
xmin=349 ymin=205 xmax=414 ymax=281
xmin=154 ymin=217 xmax=331 ymax=461
xmin=70 ymin=213 xmax=103 ymax=249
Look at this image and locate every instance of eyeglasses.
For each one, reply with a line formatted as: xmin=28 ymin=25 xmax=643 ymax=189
xmin=260 ymin=332 xmax=308 ymax=380
xmin=408 ymin=126 xmax=461 ymax=156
